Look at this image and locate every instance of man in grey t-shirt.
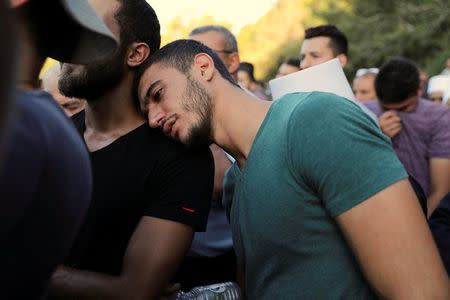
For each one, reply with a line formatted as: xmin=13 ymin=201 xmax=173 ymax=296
xmin=364 ymin=57 xmax=450 ymax=217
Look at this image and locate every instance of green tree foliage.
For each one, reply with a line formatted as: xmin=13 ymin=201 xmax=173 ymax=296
xmin=161 ymin=15 xmax=232 ymax=46
xmin=330 ymin=0 xmax=450 ymax=79
xmin=236 ymin=0 xmax=349 ymax=81
xmin=160 ymin=0 xmax=449 ymax=83
xmin=237 ymin=0 xmax=311 ymax=80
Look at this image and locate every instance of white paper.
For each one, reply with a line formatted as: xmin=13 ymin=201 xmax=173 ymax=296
xmin=269 ymin=58 xmax=355 ymax=101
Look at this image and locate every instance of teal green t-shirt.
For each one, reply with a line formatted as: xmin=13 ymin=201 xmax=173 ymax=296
xmin=224 ymin=92 xmax=407 ymax=299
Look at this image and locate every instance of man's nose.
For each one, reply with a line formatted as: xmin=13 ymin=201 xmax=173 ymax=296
xmin=148 ymin=106 xmax=165 ymax=128
xmin=300 ymin=57 xmax=311 ymax=70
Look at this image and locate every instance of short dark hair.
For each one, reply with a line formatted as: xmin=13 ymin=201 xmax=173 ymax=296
xmin=116 ymin=0 xmax=161 ymax=56
xmin=375 ymin=57 xmax=420 ymax=104
xmin=135 ymin=39 xmax=239 ymax=98
xmin=304 ymin=25 xmax=348 ymax=56
xmin=189 ymin=25 xmax=238 ymax=53
xmin=238 ymin=62 xmax=256 ymax=82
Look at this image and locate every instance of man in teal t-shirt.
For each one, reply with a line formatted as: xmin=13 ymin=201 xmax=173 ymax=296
xmin=224 ymin=92 xmax=405 ymax=299
xmin=136 ymin=39 xmax=450 ymax=299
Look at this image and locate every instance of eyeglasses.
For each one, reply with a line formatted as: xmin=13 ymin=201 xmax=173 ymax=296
xmin=355 ymin=68 xmax=379 ymax=78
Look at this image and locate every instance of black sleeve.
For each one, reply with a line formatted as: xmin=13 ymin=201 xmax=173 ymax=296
xmin=145 ymin=145 xmax=214 ymax=231
xmin=429 ymin=193 xmax=450 ymax=277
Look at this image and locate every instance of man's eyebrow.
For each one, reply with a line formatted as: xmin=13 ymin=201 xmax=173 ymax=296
xmin=142 ymin=79 xmax=162 ymax=106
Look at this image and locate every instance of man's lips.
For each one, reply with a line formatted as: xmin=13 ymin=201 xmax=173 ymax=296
xmin=162 ymin=118 xmax=176 ymax=136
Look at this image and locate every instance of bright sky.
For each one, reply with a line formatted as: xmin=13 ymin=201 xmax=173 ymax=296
xmin=150 ymin=0 xmax=277 ymax=34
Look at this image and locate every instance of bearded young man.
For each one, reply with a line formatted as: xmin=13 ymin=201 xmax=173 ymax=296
xmin=135 ymin=40 xmax=450 ymax=299
xmin=48 ymin=2 xmax=214 ymax=299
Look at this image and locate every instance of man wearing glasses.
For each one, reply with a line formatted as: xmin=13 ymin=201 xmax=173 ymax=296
xmin=190 ymin=25 xmax=240 ymax=80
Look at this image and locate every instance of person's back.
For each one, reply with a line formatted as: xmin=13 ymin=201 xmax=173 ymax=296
xmin=1 ymin=91 xmax=92 ymax=298
xmin=0 ymin=0 xmax=116 ymax=298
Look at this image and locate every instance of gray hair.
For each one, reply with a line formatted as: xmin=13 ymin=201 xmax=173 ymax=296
xmin=189 ymin=25 xmax=238 ymax=53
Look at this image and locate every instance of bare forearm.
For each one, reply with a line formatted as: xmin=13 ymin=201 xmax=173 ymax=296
xmin=48 ymin=266 xmax=125 ymax=300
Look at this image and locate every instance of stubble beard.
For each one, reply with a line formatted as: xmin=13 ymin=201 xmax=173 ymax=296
xmin=182 ymin=75 xmax=214 ymax=148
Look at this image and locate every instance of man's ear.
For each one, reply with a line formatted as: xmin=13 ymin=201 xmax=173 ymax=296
xmin=127 ymin=42 xmax=150 ymax=67
xmin=194 ymin=53 xmax=215 ymax=81
xmin=337 ymin=53 xmax=348 ymax=68
xmin=226 ymin=52 xmax=240 ymax=76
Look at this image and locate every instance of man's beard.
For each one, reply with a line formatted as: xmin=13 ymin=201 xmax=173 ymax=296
xmin=58 ymin=46 xmax=126 ymax=102
xmin=182 ymin=75 xmax=214 ymax=148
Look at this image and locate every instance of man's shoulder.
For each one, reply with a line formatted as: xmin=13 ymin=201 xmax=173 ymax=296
xmin=14 ymin=90 xmax=83 ymax=147
xmin=362 ymin=100 xmax=381 ymax=113
xmin=419 ymin=99 xmax=450 ymax=118
xmin=279 ymin=91 xmax=365 ymax=122
xmin=123 ymin=124 xmax=213 ymax=168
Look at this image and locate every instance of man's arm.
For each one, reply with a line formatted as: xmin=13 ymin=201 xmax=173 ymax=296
xmin=427 ymin=158 xmax=450 ymax=217
xmin=49 ymin=216 xmax=194 ymax=300
xmin=337 ymin=179 xmax=450 ymax=299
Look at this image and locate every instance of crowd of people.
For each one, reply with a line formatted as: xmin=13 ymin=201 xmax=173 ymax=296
xmin=1 ymin=0 xmax=450 ymax=299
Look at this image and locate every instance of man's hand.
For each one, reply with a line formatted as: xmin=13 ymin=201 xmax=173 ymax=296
xmin=379 ymin=110 xmax=402 ymax=138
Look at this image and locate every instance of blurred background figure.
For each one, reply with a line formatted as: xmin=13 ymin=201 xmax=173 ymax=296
xmin=441 ymin=58 xmax=450 ymax=76
xmin=189 ymin=25 xmax=240 ymax=81
xmin=275 ymin=57 xmax=300 ymax=78
xmin=364 ymin=57 xmax=450 ymax=216
xmin=41 ymin=63 xmax=85 ymax=116
xmin=427 ymin=75 xmax=450 ymax=105
xmin=238 ymin=62 xmax=268 ymax=100
xmin=0 ymin=0 xmax=17 ymax=166
xmin=299 ymin=24 xmax=348 ymax=70
xmin=2 ymin=0 xmax=117 ymax=298
xmin=298 ymin=24 xmax=376 ymax=121
xmin=352 ymin=67 xmax=378 ymax=102
xmin=419 ymin=69 xmax=429 ymax=98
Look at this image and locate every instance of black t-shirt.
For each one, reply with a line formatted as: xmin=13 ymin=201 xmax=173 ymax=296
xmin=0 ymin=91 xmax=92 ymax=299
xmin=67 ymin=111 xmax=214 ymax=275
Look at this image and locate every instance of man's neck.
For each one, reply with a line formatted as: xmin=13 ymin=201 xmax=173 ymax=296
xmin=83 ymin=73 xmax=145 ymax=152
xmin=212 ymin=83 xmax=272 ymax=169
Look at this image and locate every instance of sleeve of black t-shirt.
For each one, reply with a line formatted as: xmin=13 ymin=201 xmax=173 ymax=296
xmin=429 ymin=193 xmax=450 ymax=277
xmin=145 ymin=145 xmax=214 ymax=232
